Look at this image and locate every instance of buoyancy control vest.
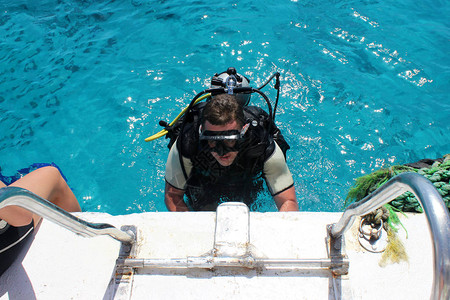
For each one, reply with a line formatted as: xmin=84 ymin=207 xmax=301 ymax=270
xmin=173 ymin=103 xmax=290 ymax=210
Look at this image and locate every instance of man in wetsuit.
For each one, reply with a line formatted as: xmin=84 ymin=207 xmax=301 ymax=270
xmin=164 ymin=93 xmax=298 ymax=212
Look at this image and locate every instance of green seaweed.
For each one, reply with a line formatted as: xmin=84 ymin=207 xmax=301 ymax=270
xmin=345 ymin=166 xmax=416 ymax=206
xmin=379 ymin=228 xmax=408 ymax=267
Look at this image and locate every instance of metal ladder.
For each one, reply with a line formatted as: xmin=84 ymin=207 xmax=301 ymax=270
xmin=0 ymin=186 xmax=135 ymax=244
xmin=329 ymin=172 xmax=449 ymax=300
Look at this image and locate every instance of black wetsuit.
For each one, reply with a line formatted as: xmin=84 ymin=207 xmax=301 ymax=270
xmin=184 ymin=150 xmax=267 ymax=210
xmin=165 ymin=106 xmax=293 ymax=211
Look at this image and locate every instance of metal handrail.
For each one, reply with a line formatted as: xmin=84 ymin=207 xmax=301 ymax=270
xmin=0 ymin=186 xmax=135 ymax=244
xmin=331 ymin=172 xmax=449 ymax=300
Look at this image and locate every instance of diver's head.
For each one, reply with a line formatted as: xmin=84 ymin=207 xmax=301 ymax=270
xmin=199 ymin=94 xmax=249 ymax=166
xmin=202 ymin=93 xmax=245 ymax=127
xmin=210 ymin=67 xmax=251 ymax=106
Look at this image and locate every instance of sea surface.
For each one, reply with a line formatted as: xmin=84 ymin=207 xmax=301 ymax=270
xmin=1 ymin=0 xmax=449 ymax=214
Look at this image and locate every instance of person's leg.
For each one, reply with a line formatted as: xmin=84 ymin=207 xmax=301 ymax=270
xmin=0 ymin=166 xmax=81 ymax=227
xmin=0 ymin=180 xmax=32 ymax=226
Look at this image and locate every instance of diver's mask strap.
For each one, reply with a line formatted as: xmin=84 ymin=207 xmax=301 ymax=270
xmin=199 ymin=123 xmax=250 ymax=141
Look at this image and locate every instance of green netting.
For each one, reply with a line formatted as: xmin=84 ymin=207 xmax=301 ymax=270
xmin=345 ymin=155 xmax=450 ymax=213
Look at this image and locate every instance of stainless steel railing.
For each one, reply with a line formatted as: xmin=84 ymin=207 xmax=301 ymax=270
xmin=0 ymin=186 xmax=135 ymax=244
xmin=330 ymin=172 xmax=449 ymax=300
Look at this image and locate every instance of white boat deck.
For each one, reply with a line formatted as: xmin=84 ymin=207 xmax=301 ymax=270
xmin=0 ymin=204 xmax=433 ymax=299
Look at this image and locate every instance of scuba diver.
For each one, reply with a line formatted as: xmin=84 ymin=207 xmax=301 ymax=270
xmin=147 ymin=67 xmax=298 ymax=212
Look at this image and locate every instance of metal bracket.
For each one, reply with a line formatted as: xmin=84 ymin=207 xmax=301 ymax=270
xmin=326 ymin=224 xmax=349 ymax=276
xmin=213 ymin=202 xmax=250 ymax=257
xmin=103 ymin=225 xmax=137 ymax=300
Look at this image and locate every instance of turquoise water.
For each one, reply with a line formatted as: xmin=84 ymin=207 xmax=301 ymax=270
xmin=1 ymin=0 xmax=448 ymax=214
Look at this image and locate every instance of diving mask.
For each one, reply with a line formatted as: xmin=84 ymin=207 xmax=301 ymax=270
xmin=199 ymin=123 xmax=250 ymax=156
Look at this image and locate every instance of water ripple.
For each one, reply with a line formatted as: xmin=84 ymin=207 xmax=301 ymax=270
xmin=0 ymin=0 xmax=448 ymax=214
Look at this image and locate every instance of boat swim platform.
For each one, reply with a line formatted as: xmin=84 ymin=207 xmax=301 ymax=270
xmin=0 ymin=203 xmax=433 ymax=300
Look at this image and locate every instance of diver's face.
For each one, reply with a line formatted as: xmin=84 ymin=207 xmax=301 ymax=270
xmin=204 ymin=120 xmax=241 ymax=167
